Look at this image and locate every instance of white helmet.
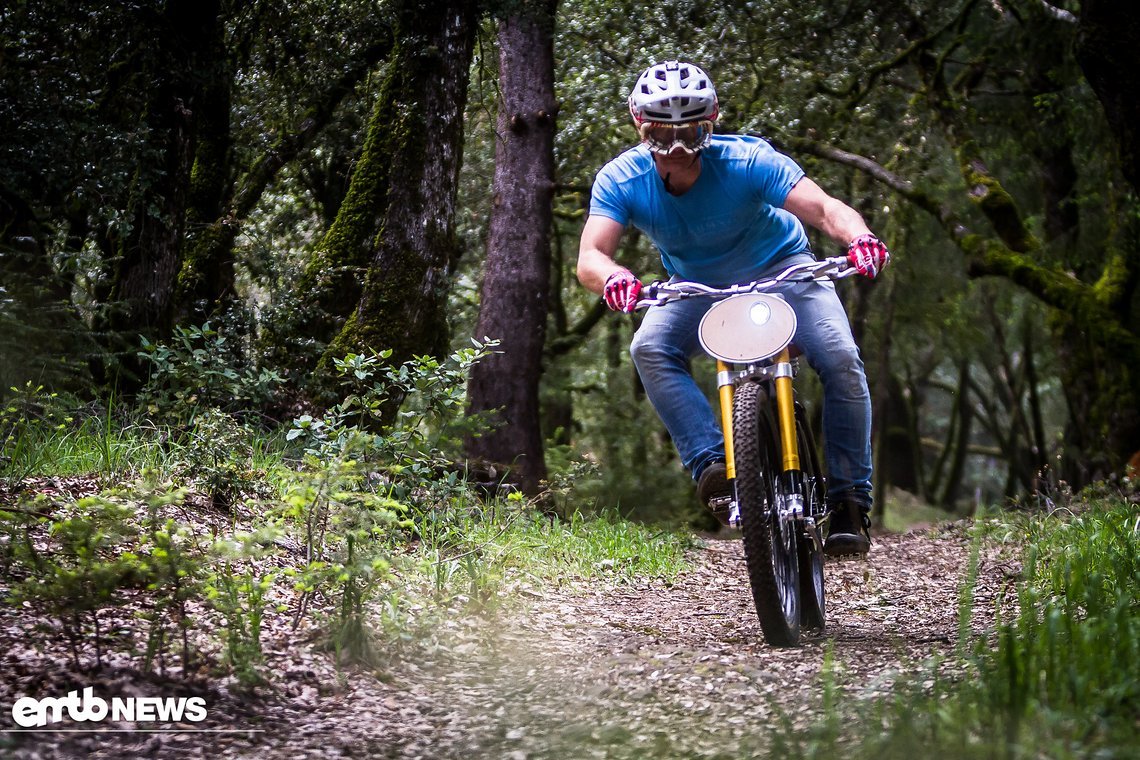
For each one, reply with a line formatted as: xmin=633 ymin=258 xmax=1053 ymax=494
xmin=628 ymin=60 xmax=719 ymax=125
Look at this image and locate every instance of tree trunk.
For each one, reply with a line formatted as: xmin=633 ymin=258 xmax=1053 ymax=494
xmin=172 ymin=7 xmax=234 ymax=326
xmin=464 ymin=2 xmax=558 ymax=494
xmin=100 ymin=0 xmax=225 ymax=387
xmin=319 ymin=0 xmax=476 ymax=407
xmin=1076 ymin=0 xmax=1140 ymax=193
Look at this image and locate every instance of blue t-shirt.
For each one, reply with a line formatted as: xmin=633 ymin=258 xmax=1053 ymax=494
xmin=589 ymin=134 xmax=810 ymax=286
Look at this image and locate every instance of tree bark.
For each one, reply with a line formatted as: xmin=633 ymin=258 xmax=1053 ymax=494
xmin=99 ymin=0 xmax=225 ymax=387
xmin=464 ymin=1 xmax=558 ymax=493
xmin=319 ymin=0 xmax=476 ymax=408
xmin=1076 ymin=0 xmax=1140 ymax=194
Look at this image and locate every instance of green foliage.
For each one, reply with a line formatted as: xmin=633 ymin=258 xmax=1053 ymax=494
xmin=4 ymin=494 xmax=142 ymax=668
xmin=177 ymin=408 xmax=273 ymax=510
xmin=139 ymin=323 xmax=282 ymax=425
xmin=1 ymin=481 xmax=212 ymax=674
xmin=278 ymin=455 xmax=404 ymax=666
xmin=974 ymin=500 xmax=1140 ymax=751
xmin=137 ymin=511 xmax=204 ymax=675
xmin=288 ymin=340 xmax=497 ymax=497
xmin=204 ymin=529 xmax=281 ymax=687
xmin=278 ymin=342 xmax=500 ymax=663
xmin=774 ymin=497 xmax=1140 ymax=759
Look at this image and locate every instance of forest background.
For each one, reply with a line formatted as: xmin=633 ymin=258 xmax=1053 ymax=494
xmin=1 ymin=1 xmax=1139 ymax=756
xmin=2 ymin=0 xmax=1138 ymax=519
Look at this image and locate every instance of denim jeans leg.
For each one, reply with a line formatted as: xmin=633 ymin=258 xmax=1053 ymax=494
xmin=773 ymin=273 xmax=873 ymax=505
xmin=630 ymin=297 xmax=725 ymax=479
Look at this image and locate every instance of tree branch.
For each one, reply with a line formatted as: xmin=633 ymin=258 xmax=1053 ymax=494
xmin=785 ymin=137 xmax=1140 ymax=360
xmin=547 ymin=300 xmax=607 ymax=357
xmin=231 ymin=37 xmax=394 ymax=219
xmin=781 ymin=135 xmax=972 ymax=244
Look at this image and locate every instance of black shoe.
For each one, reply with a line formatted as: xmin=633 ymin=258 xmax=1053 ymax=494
xmin=696 ymin=461 xmax=732 ymax=526
xmin=824 ymin=499 xmax=871 ymax=557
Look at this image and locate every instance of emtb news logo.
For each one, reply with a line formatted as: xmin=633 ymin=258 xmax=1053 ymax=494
xmin=11 ymin=687 xmax=207 ymax=728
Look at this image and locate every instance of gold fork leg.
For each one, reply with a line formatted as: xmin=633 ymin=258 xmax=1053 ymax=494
xmin=716 ymin=359 xmax=736 ymax=480
xmin=773 ymin=348 xmax=800 ymax=472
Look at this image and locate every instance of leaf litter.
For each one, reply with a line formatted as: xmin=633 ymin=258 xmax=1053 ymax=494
xmin=0 ymin=511 xmax=1008 ymax=759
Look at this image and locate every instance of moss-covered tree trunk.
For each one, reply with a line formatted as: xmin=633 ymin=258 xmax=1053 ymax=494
xmin=464 ymin=0 xmax=558 ymax=494
xmin=179 ymin=35 xmax=395 ymax=331
xmin=315 ymin=1 xmax=476 ymax=407
xmin=1063 ymin=1 xmax=1140 ymax=477
xmin=172 ymin=11 xmax=234 ymax=327
xmin=99 ymin=0 xmax=225 ymax=387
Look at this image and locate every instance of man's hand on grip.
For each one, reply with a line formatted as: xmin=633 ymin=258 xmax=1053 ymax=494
xmin=604 ymin=269 xmax=642 ymax=313
xmin=846 ymin=234 xmax=890 ymax=278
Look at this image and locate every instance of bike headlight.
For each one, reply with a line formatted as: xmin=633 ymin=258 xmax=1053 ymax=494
xmin=748 ymin=301 xmax=772 ymax=326
xmin=698 ymin=293 xmax=797 ymax=364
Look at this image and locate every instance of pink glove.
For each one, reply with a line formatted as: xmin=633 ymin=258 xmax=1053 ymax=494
xmin=846 ymin=234 xmax=891 ymax=278
xmin=603 ymin=269 xmax=642 ymax=313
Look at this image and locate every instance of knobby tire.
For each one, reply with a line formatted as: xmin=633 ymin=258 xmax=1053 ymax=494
xmin=733 ymin=381 xmax=800 ymax=647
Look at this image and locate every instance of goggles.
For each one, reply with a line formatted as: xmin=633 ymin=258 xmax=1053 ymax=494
xmin=638 ymin=120 xmax=714 ymax=154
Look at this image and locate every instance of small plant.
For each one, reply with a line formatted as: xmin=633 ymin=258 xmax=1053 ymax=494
xmin=177 ymin=408 xmax=266 ymax=510
xmin=2 ymin=480 xmax=216 ymax=674
xmin=138 ymin=323 xmax=282 ymax=424
xmin=204 ymin=530 xmax=279 ymax=687
xmin=277 ymin=455 xmax=407 ymax=664
xmin=6 ymin=493 xmax=141 ymax=668
xmin=137 ymin=489 xmax=204 ymax=676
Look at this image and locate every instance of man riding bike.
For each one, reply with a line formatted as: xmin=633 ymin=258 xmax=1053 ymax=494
xmin=576 ymin=60 xmax=890 ymax=557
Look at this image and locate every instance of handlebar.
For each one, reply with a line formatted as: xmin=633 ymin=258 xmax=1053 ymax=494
xmin=634 ymin=255 xmax=855 ymax=309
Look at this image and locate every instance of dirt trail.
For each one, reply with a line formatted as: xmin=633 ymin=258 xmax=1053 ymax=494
xmin=8 ymin=525 xmax=1006 ymax=759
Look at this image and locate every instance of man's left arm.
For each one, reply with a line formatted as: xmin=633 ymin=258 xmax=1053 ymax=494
xmin=783 ymin=177 xmax=890 ymax=278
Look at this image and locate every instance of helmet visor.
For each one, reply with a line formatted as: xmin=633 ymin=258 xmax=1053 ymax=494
xmin=639 ymin=120 xmax=713 ymax=154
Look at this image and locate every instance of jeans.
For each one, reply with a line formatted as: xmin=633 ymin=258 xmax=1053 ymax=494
xmin=629 ymin=254 xmax=873 ymax=505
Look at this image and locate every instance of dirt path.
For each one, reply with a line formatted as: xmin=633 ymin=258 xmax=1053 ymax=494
xmin=7 ymin=524 xmax=1006 ymax=759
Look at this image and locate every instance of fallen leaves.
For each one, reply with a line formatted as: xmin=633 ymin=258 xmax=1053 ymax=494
xmin=0 ymin=520 xmax=1000 ymax=758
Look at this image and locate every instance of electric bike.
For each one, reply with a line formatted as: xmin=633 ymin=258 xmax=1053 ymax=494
xmin=636 ymin=255 xmax=857 ymax=646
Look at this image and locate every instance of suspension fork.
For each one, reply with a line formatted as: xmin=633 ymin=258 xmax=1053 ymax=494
xmin=774 ymin=348 xmax=806 ymax=522
xmin=717 ymin=349 xmax=800 ymax=475
xmin=716 ymin=359 xmax=736 ymax=480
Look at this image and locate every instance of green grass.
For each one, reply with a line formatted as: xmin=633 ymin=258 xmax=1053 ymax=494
xmin=472 ymin=504 xmax=693 ymax=582
xmin=2 ymin=412 xmax=288 ymax=487
xmin=3 ymin=415 xmax=161 ymax=479
xmin=402 ymin=496 xmax=693 ymax=614
xmin=780 ymin=496 xmax=1140 ymax=759
xmin=878 ymin=486 xmax=965 ymax=532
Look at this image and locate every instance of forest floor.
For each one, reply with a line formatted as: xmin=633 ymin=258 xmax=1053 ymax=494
xmin=1 ymin=516 xmax=1013 ymax=759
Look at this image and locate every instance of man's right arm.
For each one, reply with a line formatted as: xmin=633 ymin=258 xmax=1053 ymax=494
xmin=576 ymin=215 xmax=629 ymax=295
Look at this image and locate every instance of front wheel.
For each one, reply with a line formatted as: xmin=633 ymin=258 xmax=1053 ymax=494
xmin=733 ymin=381 xmax=800 ymax=647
